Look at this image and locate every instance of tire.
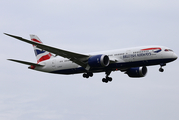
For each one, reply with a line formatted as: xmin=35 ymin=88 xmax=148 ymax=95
xmin=102 ymin=78 xmax=108 ymax=83
xmin=159 ymin=68 xmax=164 ymax=72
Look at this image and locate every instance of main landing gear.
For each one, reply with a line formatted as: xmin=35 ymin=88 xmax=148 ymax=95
xmin=83 ymin=71 xmax=112 ymax=83
xmin=159 ymin=63 xmax=166 ymax=72
xmin=102 ymin=71 xmax=112 ymax=83
xmin=83 ymin=72 xmax=93 ymax=78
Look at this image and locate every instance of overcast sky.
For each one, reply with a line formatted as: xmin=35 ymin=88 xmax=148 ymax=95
xmin=0 ymin=0 xmax=179 ymax=120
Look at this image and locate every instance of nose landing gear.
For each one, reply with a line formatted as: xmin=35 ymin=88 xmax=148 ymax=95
xmin=159 ymin=63 xmax=166 ymax=72
xmin=159 ymin=67 xmax=164 ymax=72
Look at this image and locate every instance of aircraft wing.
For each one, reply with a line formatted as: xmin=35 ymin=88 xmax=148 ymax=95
xmin=5 ymin=33 xmax=89 ymax=69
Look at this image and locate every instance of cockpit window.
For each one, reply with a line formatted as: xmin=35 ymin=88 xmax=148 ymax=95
xmin=165 ymin=49 xmax=173 ymax=52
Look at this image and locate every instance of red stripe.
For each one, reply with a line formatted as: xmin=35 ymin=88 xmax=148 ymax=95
xmin=141 ymin=47 xmax=161 ymax=51
xmin=37 ymin=53 xmax=52 ymax=63
xmin=31 ymin=39 xmax=42 ymax=43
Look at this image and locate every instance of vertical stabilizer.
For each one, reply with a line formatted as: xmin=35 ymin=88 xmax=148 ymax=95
xmin=30 ymin=35 xmax=54 ymax=63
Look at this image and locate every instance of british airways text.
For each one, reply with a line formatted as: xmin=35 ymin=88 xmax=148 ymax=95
xmin=123 ymin=52 xmax=152 ymax=59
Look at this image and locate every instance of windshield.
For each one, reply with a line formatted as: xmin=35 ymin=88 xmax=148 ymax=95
xmin=165 ymin=49 xmax=173 ymax=52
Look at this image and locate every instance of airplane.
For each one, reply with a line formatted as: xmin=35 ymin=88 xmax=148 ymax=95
xmin=5 ymin=33 xmax=178 ymax=83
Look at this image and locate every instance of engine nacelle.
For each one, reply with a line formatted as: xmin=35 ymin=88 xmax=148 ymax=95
xmin=88 ymin=54 xmax=109 ymax=68
xmin=126 ymin=66 xmax=147 ymax=78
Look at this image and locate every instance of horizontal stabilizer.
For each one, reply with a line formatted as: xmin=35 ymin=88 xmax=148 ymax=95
xmin=8 ymin=59 xmax=44 ymax=67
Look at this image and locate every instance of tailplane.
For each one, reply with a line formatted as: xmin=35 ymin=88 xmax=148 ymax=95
xmin=30 ymin=35 xmax=54 ymax=63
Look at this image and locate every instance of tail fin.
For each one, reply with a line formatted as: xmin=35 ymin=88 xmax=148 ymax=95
xmin=30 ymin=35 xmax=54 ymax=63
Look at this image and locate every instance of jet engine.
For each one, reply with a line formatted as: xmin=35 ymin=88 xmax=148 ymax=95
xmin=126 ymin=66 xmax=147 ymax=77
xmin=88 ymin=54 xmax=109 ymax=68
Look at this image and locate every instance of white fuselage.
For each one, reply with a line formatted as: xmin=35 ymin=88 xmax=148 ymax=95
xmin=33 ymin=46 xmax=177 ymax=74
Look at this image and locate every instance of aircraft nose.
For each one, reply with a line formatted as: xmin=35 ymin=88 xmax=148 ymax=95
xmin=173 ymin=53 xmax=178 ymax=60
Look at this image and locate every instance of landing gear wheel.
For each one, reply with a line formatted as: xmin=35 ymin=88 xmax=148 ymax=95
xmin=102 ymin=78 xmax=108 ymax=83
xmin=102 ymin=71 xmax=113 ymax=83
xmin=83 ymin=73 xmax=89 ymax=78
xmin=159 ymin=68 xmax=164 ymax=72
xmin=107 ymin=77 xmax=112 ymax=82
xmin=88 ymin=72 xmax=93 ymax=77
xmin=83 ymin=72 xmax=93 ymax=78
xmin=159 ymin=63 xmax=166 ymax=72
